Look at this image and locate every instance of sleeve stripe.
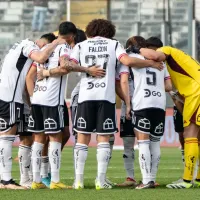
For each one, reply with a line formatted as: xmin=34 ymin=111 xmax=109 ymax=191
xmin=119 ymin=72 xmax=129 ymax=76
xmin=118 ymin=53 xmax=127 ymax=61
xmin=164 ymin=76 xmax=171 ymax=80
xmin=70 ymin=58 xmax=79 ymax=64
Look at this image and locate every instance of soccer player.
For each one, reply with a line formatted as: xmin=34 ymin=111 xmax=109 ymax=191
xmin=120 ymin=36 xmax=172 ymax=189
xmin=0 ymin=34 xmax=64 ymax=189
xmin=139 ymin=41 xmax=200 ymax=189
xmin=68 ymin=19 xmax=164 ymax=190
xmin=117 ymin=36 xmax=147 ymax=187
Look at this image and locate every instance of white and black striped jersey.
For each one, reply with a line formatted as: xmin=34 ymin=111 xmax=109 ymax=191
xmin=70 ymin=81 xmax=80 ymax=107
xmin=70 ymin=36 xmax=127 ymax=104
xmin=32 ymin=44 xmax=72 ymax=106
xmin=121 ymin=53 xmax=170 ymax=111
xmin=0 ymin=39 xmax=40 ymax=103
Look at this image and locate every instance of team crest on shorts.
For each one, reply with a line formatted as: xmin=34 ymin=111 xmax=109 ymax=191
xmin=77 ymin=117 xmax=86 ymax=129
xmin=0 ymin=118 xmax=7 ymax=129
xmin=103 ymin=118 xmax=114 ymax=130
xmin=44 ymin=118 xmax=57 ymax=130
xmin=138 ymin=118 xmax=150 ymax=129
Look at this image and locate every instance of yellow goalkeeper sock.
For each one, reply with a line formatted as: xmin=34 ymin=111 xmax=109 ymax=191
xmin=183 ymin=138 xmax=198 ymax=181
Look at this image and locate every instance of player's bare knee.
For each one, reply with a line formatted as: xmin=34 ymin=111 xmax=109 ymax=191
xmin=183 ymin=123 xmax=200 ymax=138
xmin=20 ymin=136 xmax=33 ymax=147
xmin=48 ymin=132 xmax=62 ymax=142
xmin=0 ymin=125 xmax=17 ymax=136
xmin=34 ymin=132 xmax=46 ymax=144
xmin=97 ymin=135 xmax=110 ymax=143
xmin=77 ymin=132 xmax=91 ymax=145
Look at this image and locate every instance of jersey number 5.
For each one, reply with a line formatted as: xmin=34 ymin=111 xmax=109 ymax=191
xmin=146 ymin=69 xmax=156 ymax=86
xmin=85 ymin=54 xmax=110 ymax=77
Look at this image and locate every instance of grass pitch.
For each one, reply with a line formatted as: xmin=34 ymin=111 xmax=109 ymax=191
xmin=0 ymin=147 xmax=199 ymax=200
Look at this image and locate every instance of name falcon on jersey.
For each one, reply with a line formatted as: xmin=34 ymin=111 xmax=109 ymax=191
xmin=89 ymin=46 xmax=107 ymax=52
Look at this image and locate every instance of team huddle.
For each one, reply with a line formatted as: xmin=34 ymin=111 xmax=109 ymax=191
xmin=0 ymin=18 xmax=200 ymax=190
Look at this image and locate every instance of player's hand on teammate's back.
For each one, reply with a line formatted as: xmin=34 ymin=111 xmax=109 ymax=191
xmin=150 ymin=60 xmax=164 ymax=71
xmin=88 ymin=65 xmax=106 ymax=77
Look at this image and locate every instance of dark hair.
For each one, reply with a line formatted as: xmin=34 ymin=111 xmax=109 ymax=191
xmin=59 ymin=21 xmax=77 ymax=36
xmin=85 ymin=19 xmax=116 ymax=39
xmin=126 ymin=36 xmax=146 ymax=49
xmin=40 ymin=33 xmax=56 ymax=43
xmin=146 ymin=37 xmax=163 ymax=48
xmin=75 ymin=29 xmax=87 ymax=44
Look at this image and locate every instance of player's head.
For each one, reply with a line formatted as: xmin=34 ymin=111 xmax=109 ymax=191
xmin=125 ymin=36 xmax=146 ymax=49
xmin=85 ymin=19 xmax=116 ymax=39
xmin=36 ymin=33 xmax=56 ymax=48
xmin=58 ymin=21 xmax=77 ymax=44
xmin=75 ymin=29 xmax=87 ymax=44
xmin=146 ymin=37 xmax=163 ymax=50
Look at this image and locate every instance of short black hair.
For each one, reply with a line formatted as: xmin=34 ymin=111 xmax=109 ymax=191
xmin=40 ymin=33 xmax=56 ymax=43
xmin=59 ymin=21 xmax=77 ymax=36
xmin=126 ymin=36 xmax=146 ymax=49
xmin=146 ymin=37 xmax=163 ymax=48
xmin=75 ymin=29 xmax=87 ymax=44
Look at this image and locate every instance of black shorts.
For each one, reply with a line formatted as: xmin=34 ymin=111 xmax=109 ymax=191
xmin=173 ymin=106 xmax=184 ymax=133
xmin=0 ymin=100 xmax=23 ymax=133
xmin=120 ymin=117 xmax=135 ymax=137
xmin=63 ymin=101 xmax=69 ymax=127
xmin=74 ymin=101 xmax=117 ymax=135
xmin=133 ymin=108 xmax=165 ymax=141
xmin=17 ymin=114 xmax=32 ymax=136
xmin=28 ymin=105 xmax=64 ymax=134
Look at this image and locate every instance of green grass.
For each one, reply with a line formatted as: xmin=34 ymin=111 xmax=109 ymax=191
xmin=0 ymin=147 xmax=199 ymax=200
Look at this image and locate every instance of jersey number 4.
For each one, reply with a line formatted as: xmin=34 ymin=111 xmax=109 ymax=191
xmin=85 ymin=54 xmax=110 ymax=77
xmin=146 ymin=69 xmax=156 ymax=86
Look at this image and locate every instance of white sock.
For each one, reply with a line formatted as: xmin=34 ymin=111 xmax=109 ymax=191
xmin=31 ymin=142 xmax=44 ymax=183
xmin=40 ymin=156 xmax=49 ymax=178
xmin=0 ymin=136 xmax=15 ymax=181
xmin=18 ymin=145 xmax=31 ymax=183
xmin=74 ymin=143 xmax=88 ymax=184
xmin=149 ymin=140 xmax=161 ymax=183
xmin=29 ymin=158 xmax=33 ymax=181
xmin=138 ymin=140 xmax=151 ymax=184
xmin=97 ymin=142 xmax=110 ymax=184
xmin=49 ymin=141 xmax=61 ymax=183
xmin=123 ymin=137 xmax=135 ymax=179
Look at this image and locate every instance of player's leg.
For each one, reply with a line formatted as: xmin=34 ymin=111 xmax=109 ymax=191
xmin=194 ymin=131 xmax=200 ymax=187
xmin=134 ymin=110 xmax=154 ymax=189
xmin=61 ymin=101 xmax=70 ymax=150
xmin=167 ymin=95 xmax=200 ymax=189
xmin=44 ymin=105 xmax=69 ymax=189
xmin=0 ymin=101 xmax=24 ymax=189
xmin=149 ymin=109 xmax=165 ymax=186
xmin=95 ymin=101 xmax=117 ymax=190
xmin=28 ymin=105 xmax=46 ymax=189
xmin=73 ymin=102 xmax=95 ymax=189
xmin=41 ymin=136 xmax=50 ymax=188
xmin=118 ymin=114 xmax=136 ymax=187
xmin=173 ymin=106 xmax=184 ymax=164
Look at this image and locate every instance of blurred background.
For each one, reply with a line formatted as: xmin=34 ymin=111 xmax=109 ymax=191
xmin=0 ymin=0 xmax=199 ymax=107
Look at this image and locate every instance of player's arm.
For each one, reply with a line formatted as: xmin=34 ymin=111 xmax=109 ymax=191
xmin=29 ymin=38 xmax=66 ymax=64
xmin=26 ymin=63 xmax=37 ymax=99
xmin=120 ymin=73 xmax=131 ymax=120
xmin=37 ymin=56 xmax=106 ymax=80
xmin=164 ymin=67 xmax=172 ymax=92
xmin=115 ymin=80 xmax=125 ymax=101
xmin=119 ymin=54 xmax=164 ymax=70
xmin=139 ymin=48 xmax=166 ymax=62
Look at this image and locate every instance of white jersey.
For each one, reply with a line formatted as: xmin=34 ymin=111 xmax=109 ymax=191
xmin=70 ymin=36 xmax=127 ymax=104
xmin=32 ymin=44 xmax=72 ymax=106
xmin=122 ymin=53 xmax=170 ymax=111
xmin=70 ymin=81 xmax=80 ymax=107
xmin=0 ymin=39 xmax=39 ymax=103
